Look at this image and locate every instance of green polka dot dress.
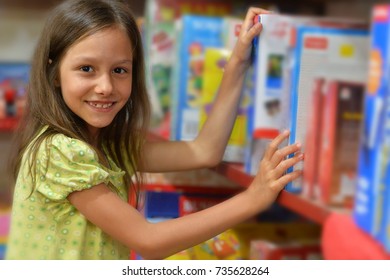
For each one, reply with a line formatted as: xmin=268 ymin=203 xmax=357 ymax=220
xmin=6 ymin=133 xmax=130 ymax=259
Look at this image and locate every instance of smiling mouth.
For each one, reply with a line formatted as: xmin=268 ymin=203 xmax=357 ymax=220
xmin=87 ymin=102 xmax=114 ymax=109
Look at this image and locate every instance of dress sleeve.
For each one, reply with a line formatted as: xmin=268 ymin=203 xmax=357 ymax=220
xmin=35 ymin=134 xmax=111 ymax=201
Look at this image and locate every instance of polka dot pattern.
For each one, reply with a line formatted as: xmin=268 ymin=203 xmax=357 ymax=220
xmin=6 ymin=132 xmax=130 ymax=259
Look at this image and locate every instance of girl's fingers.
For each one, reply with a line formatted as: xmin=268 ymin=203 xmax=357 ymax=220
xmin=263 ymin=130 xmax=290 ymax=161
xmin=273 ymin=169 xmax=303 ymax=191
xmin=273 ymin=152 xmax=304 ymax=178
xmin=239 ymin=7 xmax=270 ymax=44
xmin=270 ymin=142 xmax=302 ymax=168
xmin=244 ymin=21 xmax=263 ymax=43
xmin=241 ymin=7 xmax=271 ymax=33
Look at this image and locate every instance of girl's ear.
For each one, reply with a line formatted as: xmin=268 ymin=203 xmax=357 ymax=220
xmin=54 ymin=77 xmax=60 ymax=87
xmin=49 ymin=58 xmax=61 ymax=87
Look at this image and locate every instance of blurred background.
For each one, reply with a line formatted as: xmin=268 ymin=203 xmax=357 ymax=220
xmin=1 ymin=0 xmax=390 ymax=260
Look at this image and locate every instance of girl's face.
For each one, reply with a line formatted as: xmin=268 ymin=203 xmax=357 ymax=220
xmin=58 ymin=26 xmax=133 ymax=137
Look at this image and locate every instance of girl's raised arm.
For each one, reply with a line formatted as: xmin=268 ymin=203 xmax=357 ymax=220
xmin=140 ymin=7 xmax=271 ymax=173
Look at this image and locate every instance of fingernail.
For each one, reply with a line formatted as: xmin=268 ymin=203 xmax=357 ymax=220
xmin=296 ymin=142 xmax=301 ymax=148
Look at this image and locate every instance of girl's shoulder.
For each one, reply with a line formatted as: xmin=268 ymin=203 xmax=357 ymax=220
xmin=49 ymin=133 xmax=94 ymax=152
xmin=33 ymin=128 xmax=98 ymax=163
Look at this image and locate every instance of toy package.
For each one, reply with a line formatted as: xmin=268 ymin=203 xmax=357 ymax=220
xmin=318 ymin=79 xmax=365 ymax=207
xmin=143 ymin=0 xmax=232 ymax=134
xmin=0 ymin=63 xmax=30 ymax=131
xmin=249 ymin=239 xmax=322 ymax=260
xmin=161 ymin=222 xmax=321 ymax=260
xmin=245 ymin=14 xmax=295 ymax=175
xmin=141 ymin=184 xmax=235 ymax=219
xmin=147 ymin=22 xmax=176 ymax=120
xmin=287 ymin=26 xmax=369 ymax=193
xmin=244 ymin=14 xmax=366 ymax=175
xmin=381 ymin=128 xmax=390 ymax=253
xmin=302 ymin=77 xmax=325 ymax=198
xmin=199 ymin=48 xmax=248 ymax=162
xmin=354 ymin=4 xmax=390 ymax=245
xmin=171 ymin=15 xmax=224 ymax=141
xmin=221 ymin=17 xmax=242 ymax=51
xmin=302 ymin=66 xmax=367 ymax=204
xmin=0 ymin=208 xmax=10 ymax=260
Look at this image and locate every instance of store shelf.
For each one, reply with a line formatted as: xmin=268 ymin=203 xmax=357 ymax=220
xmin=212 ymin=162 xmax=334 ymax=224
xmin=147 ymin=131 xmax=335 ymax=224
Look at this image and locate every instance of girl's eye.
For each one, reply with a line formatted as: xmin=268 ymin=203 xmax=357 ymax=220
xmin=80 ymin=66 xmax=93 ymax=72
xmin=113 ymin=68 xmax=127 ymax=74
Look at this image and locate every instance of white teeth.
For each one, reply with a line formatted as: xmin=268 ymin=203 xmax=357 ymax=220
xmin=88 ymin=102 xmax=113 ymax=109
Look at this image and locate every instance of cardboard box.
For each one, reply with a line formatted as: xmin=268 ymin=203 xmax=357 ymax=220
xmin=318 ymin=80 xmax=365 ymax=207
xmin=354 ymin=4 xmax=390 ymax=242
xmin=287 ymin=26 xmax=369 ymax=193
xmin=250 ymin=239 xmax=322 ymax=260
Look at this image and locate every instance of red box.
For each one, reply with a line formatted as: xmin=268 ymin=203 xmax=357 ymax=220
xmin=318 ymin=80 xmax=365 ymax=207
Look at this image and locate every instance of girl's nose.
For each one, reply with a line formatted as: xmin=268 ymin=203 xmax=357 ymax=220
xmin=95 ymin=74 xmax=113 ymax=95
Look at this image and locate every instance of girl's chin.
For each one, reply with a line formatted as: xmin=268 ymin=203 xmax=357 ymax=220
xmin=86 ymin=123 xmax=112 ymax=134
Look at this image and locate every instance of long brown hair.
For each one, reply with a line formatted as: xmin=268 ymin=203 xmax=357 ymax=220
xmin=10 ymin=0 xmax=150 ymax=207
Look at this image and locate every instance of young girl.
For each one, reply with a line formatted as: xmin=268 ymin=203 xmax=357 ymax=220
xmin=6 ymin=0 xmax=303 ymax=260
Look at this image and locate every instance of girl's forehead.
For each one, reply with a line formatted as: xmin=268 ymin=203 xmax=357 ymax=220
xmin=74 ymin=25 xmax=132 ymax=46
xmin=65 ymin=26 xmax=134 ymax=57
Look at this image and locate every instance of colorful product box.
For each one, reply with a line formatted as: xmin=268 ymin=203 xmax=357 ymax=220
xmin=354 ymin=4 xmax=390 ymax=241
xmin=171 ymin=15 xmax=224 ymax=141
xmin=144 ymin=0 xmax=232 ymax=127
xmin=0 ymin=63 xmax=30 ymax=131
xmin=221 ymin=17 xmax=242 ymax=51
xmin=382 ymin=127 xmax=390 ymax=253
xmin=303 ymin=66 xmax=367 ymax=201
xmin=140 ymin=183 xmax=237 ymax=218
xmin=381 ymin=93 xmax=390 ymax=253
xmin=302 ymin=77 xmax=325 ymax=198
xmin=318 ymin=79 xmax=365 ymax=207
xmin=0 ymin=209 xmax=10 ymax=260
xmin=159 ymin=222 xmax=321 ymax=260
xmin=188 ymin=222 xmax=321 ymax=260
xmin=249 ymin=239 xmax=322 ymax=260
xmin=147 ymin=22 xmax=176 ymax=120
xmin=244 ymin=14 xmax=366 ymax=175
xmin=287 ymin=26 xmax=369 ymax=193
xmin=253 ymin=14 xmax=294 ymax=140
xmin=245 ymin=14 xmax=296 ymax=175
xmin=199 ymin=48 xmax=247 ymax=162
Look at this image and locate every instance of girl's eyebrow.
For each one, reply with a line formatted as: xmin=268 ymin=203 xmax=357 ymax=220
xmin=116 ymin=59 xmax=133 ymax=64
xmin=71 ymin=56 xmax=133 ymax=65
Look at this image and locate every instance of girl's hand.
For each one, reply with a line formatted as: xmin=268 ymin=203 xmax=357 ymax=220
xmin=230 ymin=7 xmax=271 ymax=68
xmin=247 ymin=130 xmax=303 ymax=212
